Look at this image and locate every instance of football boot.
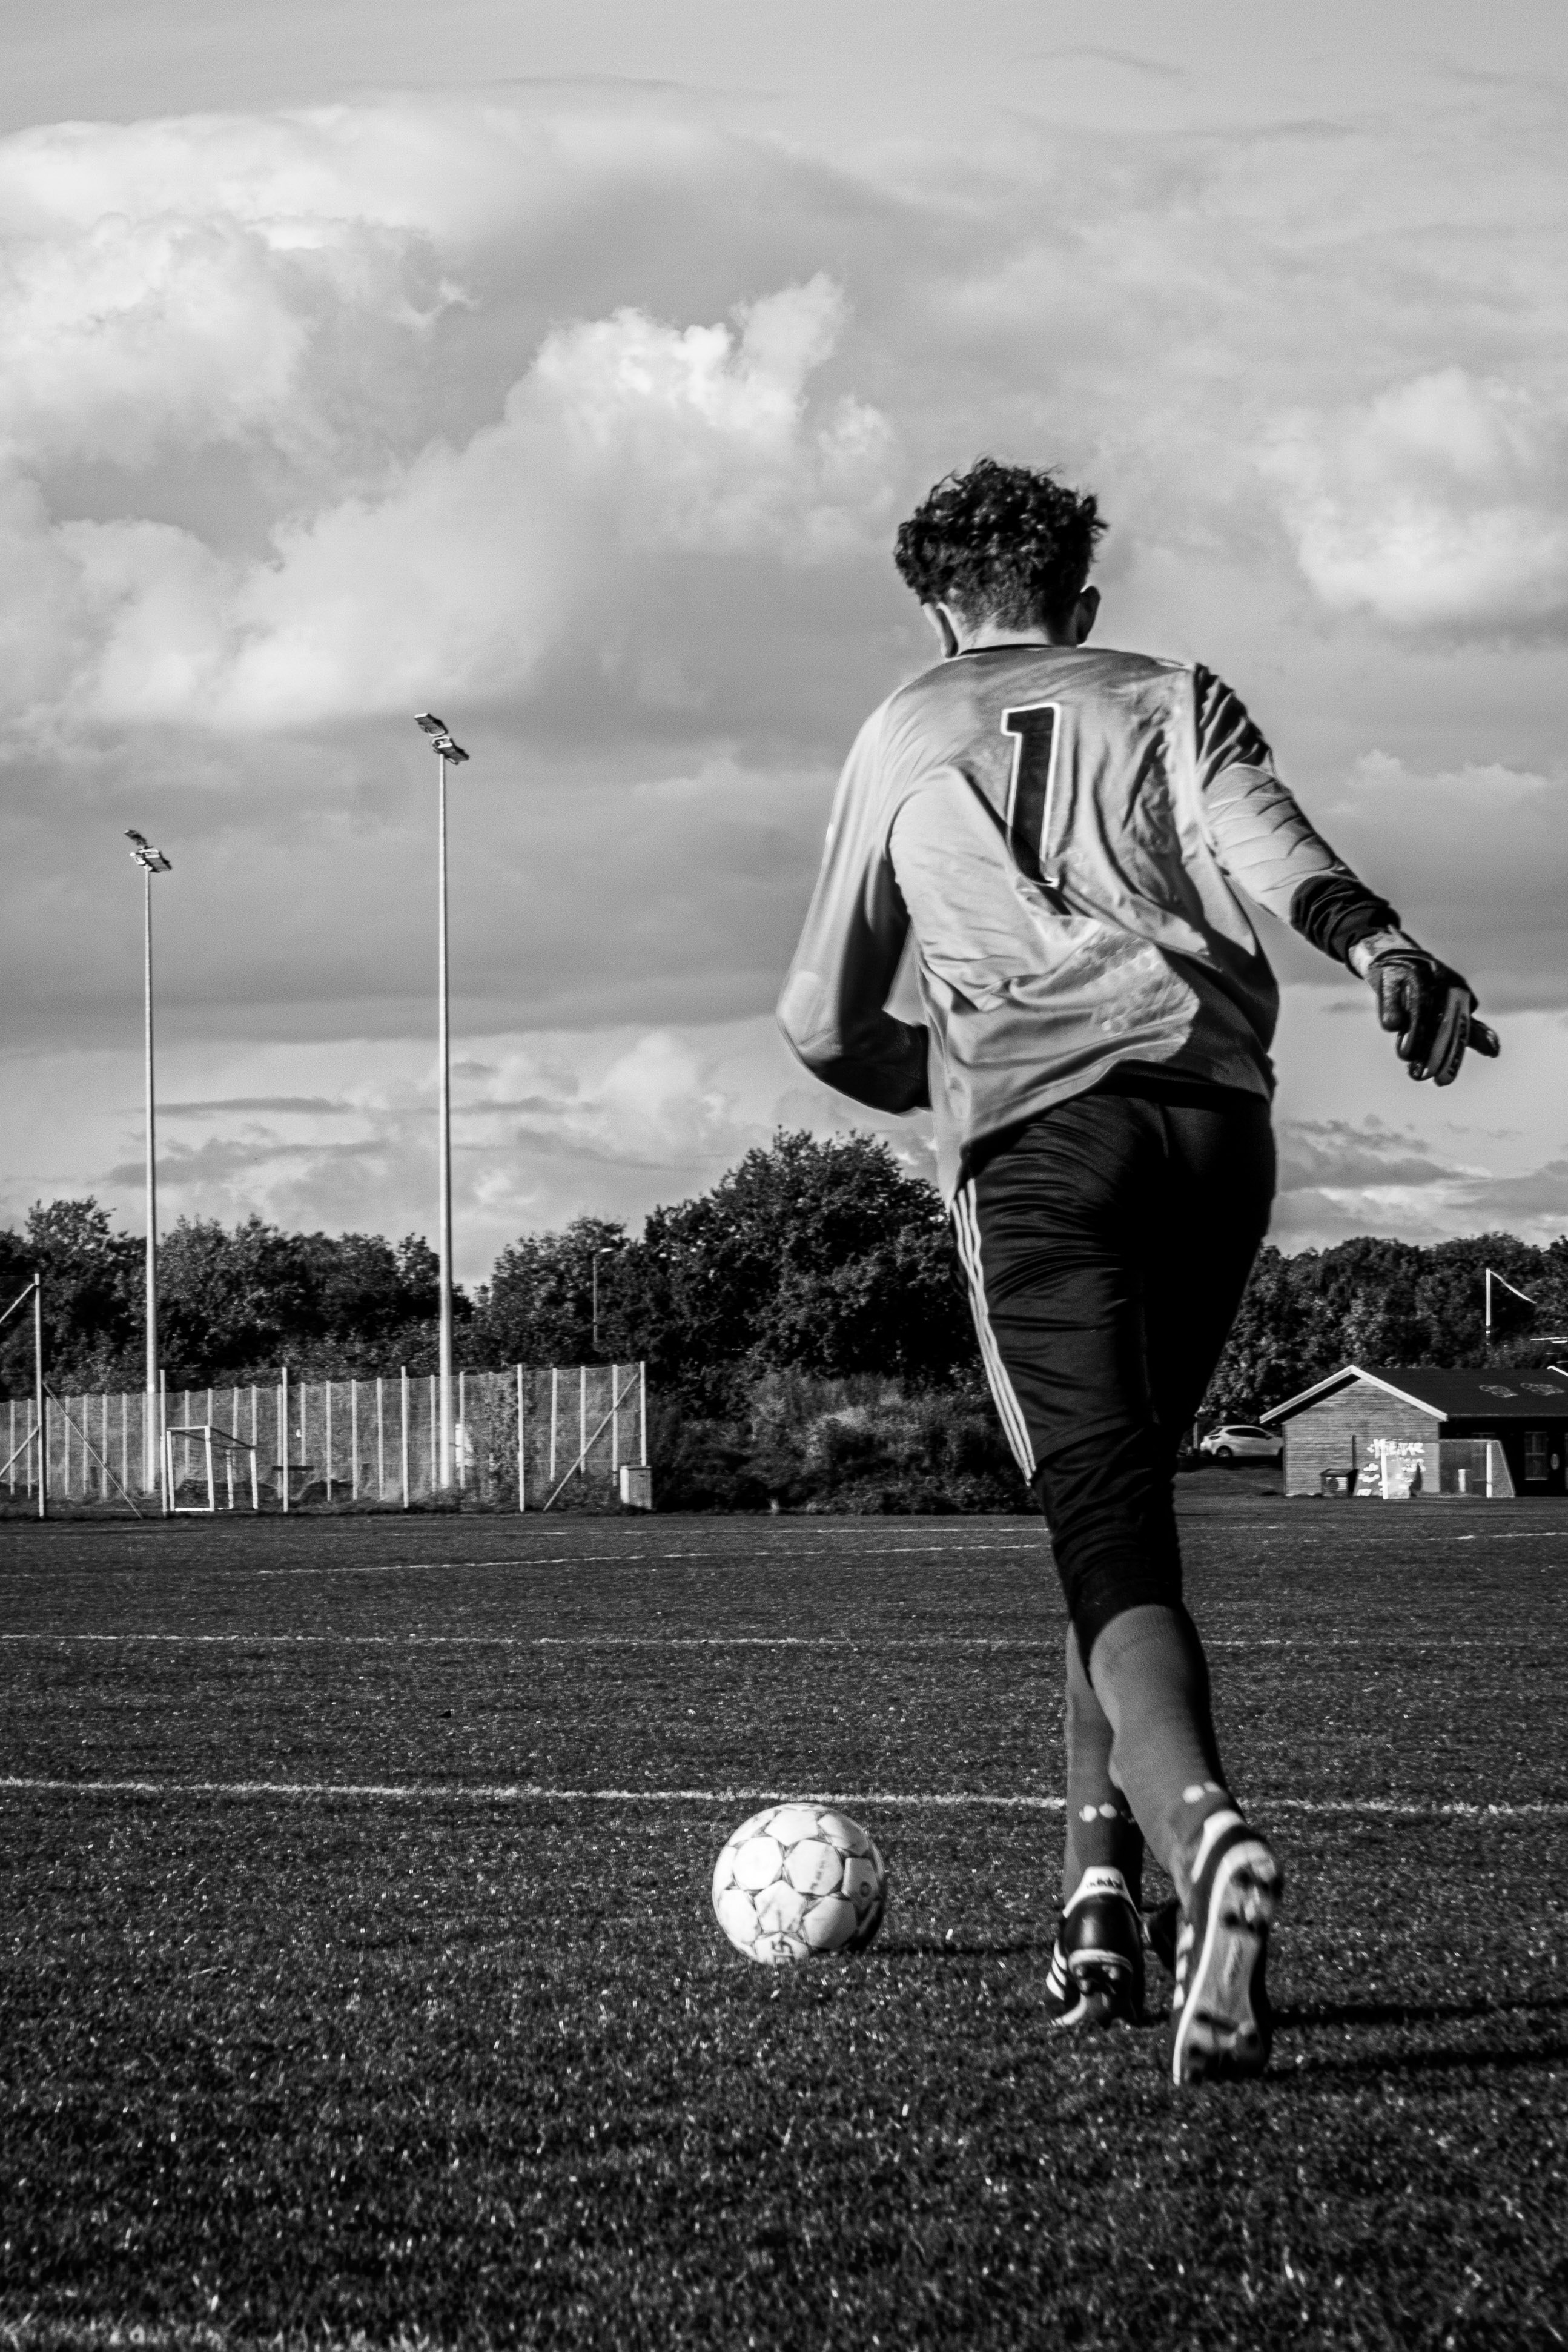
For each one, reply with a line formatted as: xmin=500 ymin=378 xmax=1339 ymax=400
xmin=1044 ymin=1866 xmax=1145 ymax=2029
xmin=1169 ymin=1812 xmax=1282 ymax=2087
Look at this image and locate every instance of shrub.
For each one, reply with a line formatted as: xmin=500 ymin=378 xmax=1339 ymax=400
xmin=650 ymin=1373 xmax=1027 ymax=1515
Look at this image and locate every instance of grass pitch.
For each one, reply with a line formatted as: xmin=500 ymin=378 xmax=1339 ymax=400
xmin=2 ymin=1498 xmax=1566 ymax=2350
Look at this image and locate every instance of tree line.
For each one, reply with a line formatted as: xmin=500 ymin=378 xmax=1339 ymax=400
xmin=3 ymin=1132 xmax=1564 ymax=1425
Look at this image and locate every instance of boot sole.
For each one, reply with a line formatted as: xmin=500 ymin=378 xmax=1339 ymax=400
xmin=1171 ymin=1843 xmax=1280 ymax=2085
xmin=1051 ymin=1956 xmax=1142 ymax=2030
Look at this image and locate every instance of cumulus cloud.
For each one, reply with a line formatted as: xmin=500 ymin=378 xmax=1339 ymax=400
xmin=0 ymin=210 xmax=455 ymax=472
xmin=77 ymin=1018 xmax=858 ymax=1262
xmin=0 ymin=108 xmax=511 ymax=480
xmin=2 ymin=271 xmax=892 ymax=735
xmin=1275 ymin=1118 xmax=1460 ymax=1197
xmin=462 ymin=1030 xmax=753 ymax=1174
xmin=1308 ymin=752 xmax=1568 ymax=1008
xmin=1263 ymin=369 xmax=1568 ymax=632
xmin=1458 ymin=1159 xmax=1568 ymax=1221
xmin=1269 ymin=1108 xmax=1568 ymax=1249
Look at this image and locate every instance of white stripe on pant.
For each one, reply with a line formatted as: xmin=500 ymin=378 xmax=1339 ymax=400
xmin=951 ymin=1182 xmax=1037 ymax=1477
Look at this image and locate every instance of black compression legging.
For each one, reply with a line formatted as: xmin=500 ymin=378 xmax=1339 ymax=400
xmin=952 ymin=1082 xmax=1276 ymax=1655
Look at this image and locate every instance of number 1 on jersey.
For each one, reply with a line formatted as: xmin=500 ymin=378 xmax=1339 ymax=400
xmin=1000 ymin=702 xmax=1064 ymax=901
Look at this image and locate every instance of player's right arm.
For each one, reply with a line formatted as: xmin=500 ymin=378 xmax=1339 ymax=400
xmin=777 ymin=711 xmax=931 ymax=1114
xmin=1190 ymin=668 xmax=1497 ymax=1087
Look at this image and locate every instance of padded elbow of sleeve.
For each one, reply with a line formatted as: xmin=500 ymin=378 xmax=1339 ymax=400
xmin=1288 ymin=872 xmax=1401 ymax=967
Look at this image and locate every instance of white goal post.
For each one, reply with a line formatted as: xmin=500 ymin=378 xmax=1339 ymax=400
xmin=164 ymin=1423 xmax=260 ymax=1514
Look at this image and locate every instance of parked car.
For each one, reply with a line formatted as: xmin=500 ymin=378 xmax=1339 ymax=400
xmin=1199 ymin=1423 xmax=1284 ymax=1462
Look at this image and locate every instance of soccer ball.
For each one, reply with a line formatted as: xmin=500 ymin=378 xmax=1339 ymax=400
xmin=712 ymin=1803 xmax=887 ymax=1965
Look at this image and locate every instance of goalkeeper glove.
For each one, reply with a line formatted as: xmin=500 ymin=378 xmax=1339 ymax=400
xmin=1349 ymin=931 xmax=1499 ymax=1085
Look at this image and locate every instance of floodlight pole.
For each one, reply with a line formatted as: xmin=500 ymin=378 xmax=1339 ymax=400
xmin=142 ymin=861 xmax=159 ymax=1492
xmin=436 ymin=742 xmax=454 ymax=1490
xmin=591 ymin=1243 xmax=621 ymax=1359
xmin=127 ymin=831 xmax=171 ymax=1497
xmin=415 ymin=715 xmax=469 ymax=1493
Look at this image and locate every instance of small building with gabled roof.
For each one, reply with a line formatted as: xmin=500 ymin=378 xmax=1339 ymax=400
xmin=1260 ymin=1365 xmax=1568 ymax=1499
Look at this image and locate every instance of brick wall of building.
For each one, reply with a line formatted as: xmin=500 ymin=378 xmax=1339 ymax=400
xmin=1281 ymin=1382 xmax=1441 ymax=1498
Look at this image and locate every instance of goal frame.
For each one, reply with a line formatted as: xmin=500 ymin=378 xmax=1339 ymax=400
xmin=164 ymin=1423 xmax=260 ymax=1514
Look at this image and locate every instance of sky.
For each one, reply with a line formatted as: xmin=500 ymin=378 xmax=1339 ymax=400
xmin=1 ymin=0 xmax=1566 ymax=1277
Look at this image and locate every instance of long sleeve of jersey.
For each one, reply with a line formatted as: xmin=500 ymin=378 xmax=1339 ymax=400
xmin=776 ymin=711 xmax=931 ymax=1112
xmin=1193 ymin=668 xmax=1398 ymax=961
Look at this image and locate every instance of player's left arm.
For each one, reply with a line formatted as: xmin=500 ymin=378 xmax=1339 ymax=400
xmin=1191 ymin=667 xmax=1498 ymax=1087
xmin=777 ymin=714 xmax=930 ymax=1114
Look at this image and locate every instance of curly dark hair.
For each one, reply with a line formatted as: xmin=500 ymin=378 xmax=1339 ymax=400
xmin=893 ymin=457 xmax=1106 ymax=628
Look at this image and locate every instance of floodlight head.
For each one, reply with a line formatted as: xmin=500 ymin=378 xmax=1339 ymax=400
xmin=126 ymin=829 xmax=172 ymax=874
xmin=414 ymin=705 xmax=470 ymax=762
xmin=415 ymin=712 xmax=469 ymax=763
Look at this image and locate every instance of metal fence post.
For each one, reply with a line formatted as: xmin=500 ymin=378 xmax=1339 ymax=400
xmin=280 ymin=1366 xmax=289 ymax=1514
xmin=35 ymin=1278 xmax=47 ymax=1520
xmin=517 ymin=1363 xmax=525 ymax=1512
xmin=400 ymin=1366 xmax=409 ymax=1510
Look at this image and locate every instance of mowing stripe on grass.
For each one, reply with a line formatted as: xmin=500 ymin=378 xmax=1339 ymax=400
xmin=7 ymin=1528 xmax=1566 ymax=1589
xmin=2 ymin=1775 xmax=1565 ymax=1818
xmin=2 ymin=1632 xmax=1558 ymax=1649
xmin=0 ymin=1540 xmax=1053 ymax=1585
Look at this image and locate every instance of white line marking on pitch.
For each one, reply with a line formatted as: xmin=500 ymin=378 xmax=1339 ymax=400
xmin=243 ymin=1542 xmax=1049 ymax=1575
xmin=0 ymin=1633 xmax=1057 ymax=1649
xmin=2 ymin=1777 xmax=1564 ymax=1818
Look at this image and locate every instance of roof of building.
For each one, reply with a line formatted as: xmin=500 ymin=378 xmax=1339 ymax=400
xmin=1261 ymin=1363 xmax=1568 ymax=1425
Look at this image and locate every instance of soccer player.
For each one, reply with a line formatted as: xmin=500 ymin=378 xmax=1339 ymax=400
xmin=778 ymin=458 xmax=1495 ymax=2084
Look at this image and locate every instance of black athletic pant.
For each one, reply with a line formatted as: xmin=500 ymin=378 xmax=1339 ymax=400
xmin=953 ymin=1081 xmax=1275 ymax=1655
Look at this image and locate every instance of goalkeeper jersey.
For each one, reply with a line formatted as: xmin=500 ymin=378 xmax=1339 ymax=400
xmin=778 ymin=642 xmax=1374 ymax=1201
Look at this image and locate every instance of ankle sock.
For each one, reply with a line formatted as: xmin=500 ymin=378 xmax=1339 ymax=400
xmin=1062 ymin=1622 xmax=1143 ymax=1904
xmin=1085 ymin=1602 xmax=1237 ymax=1901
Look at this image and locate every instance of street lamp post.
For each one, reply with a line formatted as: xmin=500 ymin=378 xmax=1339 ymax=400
xmin=414 ymin=714 xmax=470 ymax=1491
xmin=126 ymin=830 xmax=172 ymax=1497
xmin=591 ymin=1244 xmax=623 ymax=1359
